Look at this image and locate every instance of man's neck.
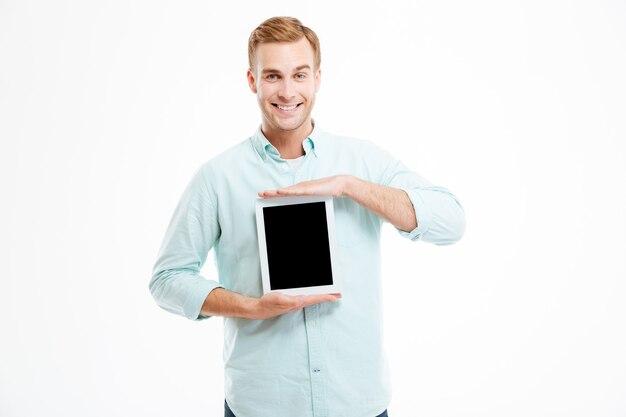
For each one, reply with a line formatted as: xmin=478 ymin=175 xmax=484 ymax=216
xmin=261 ymin=120 xmax=313 ymax=159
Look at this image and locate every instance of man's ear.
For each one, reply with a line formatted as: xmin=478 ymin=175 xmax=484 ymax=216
xmin=247 ymin=68 xmax=258 ymax=94
xmin=315 ymin=68 xmax=321 ymax=93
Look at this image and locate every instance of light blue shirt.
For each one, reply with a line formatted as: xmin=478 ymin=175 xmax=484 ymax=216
xmin=150 ymin=125 xmax=465 ymax=417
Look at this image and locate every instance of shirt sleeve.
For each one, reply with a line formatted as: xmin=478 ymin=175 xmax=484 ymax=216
xmin=365 ymin=142 xmax=466 ymax=245
xmin=149 ymin=164 xmax=224 ymax=320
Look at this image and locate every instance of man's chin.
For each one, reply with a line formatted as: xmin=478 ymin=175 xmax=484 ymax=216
xmin=271 ymin=117 xmax=310 ymax=133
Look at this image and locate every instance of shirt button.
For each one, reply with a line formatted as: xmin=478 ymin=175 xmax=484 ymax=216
xmin=312 ymin=368 xmax=321 ymax=373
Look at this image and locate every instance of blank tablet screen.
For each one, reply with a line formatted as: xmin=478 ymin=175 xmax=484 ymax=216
xmin=262 ymin=201 xmax=333 ymax=290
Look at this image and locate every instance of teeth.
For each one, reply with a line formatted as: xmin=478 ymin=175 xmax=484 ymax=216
xmin=277 ymin=104 xmax=298 ymax=111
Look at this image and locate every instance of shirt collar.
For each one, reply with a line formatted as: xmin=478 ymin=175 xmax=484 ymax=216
xmin=252 ymin=122 xmax=320 ymax=162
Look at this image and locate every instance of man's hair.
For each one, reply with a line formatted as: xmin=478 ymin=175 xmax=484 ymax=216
xmin=248 ymin=16 xmax=321 ymax=71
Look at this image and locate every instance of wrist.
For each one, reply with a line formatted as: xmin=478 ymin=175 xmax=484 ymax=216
xmin=340 ymin=175 xmax=357 ymax=198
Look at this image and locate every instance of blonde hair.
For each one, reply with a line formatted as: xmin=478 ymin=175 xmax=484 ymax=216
xmin=248 ymin=16 xmax=321 ymax=70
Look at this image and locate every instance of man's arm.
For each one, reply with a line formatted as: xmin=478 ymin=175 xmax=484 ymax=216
xmin=200 ymin=288 xmax=341 ymax=320
xmin=259 ymin=172 xmax=465 ymax=245
xmin=258 ymin=175 xmax=416 ymax=232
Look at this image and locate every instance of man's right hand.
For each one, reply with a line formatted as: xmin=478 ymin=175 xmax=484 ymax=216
xmin=200 ymin=287 xmax=341 ymax=320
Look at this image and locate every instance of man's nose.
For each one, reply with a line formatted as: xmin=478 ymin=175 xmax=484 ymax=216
xmin=278 ymin=79 xmax=295 ymax=100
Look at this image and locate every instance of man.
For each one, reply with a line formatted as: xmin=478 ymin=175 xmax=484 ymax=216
xmin=150 ymin=16 xmax=465 ymax=417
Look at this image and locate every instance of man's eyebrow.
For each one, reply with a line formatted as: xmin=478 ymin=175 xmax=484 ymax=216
xmin=261 ymin=65 xmax=312 ymax=74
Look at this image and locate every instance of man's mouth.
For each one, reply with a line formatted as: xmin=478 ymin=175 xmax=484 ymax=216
xmin=272 ymin=103 xmax=302 ymax=112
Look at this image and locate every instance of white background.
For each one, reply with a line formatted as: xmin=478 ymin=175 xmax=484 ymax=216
xmin=1 ymin=0 xmax=625 ymax=416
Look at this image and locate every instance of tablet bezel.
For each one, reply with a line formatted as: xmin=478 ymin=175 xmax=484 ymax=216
xmin=255 ymin=195 xmax=341 ymax=296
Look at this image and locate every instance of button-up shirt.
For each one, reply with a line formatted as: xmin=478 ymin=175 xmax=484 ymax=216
xmin=150 ymin=125 xmax=465 ymax=417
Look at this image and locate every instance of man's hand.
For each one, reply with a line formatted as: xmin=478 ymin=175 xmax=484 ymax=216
xmin=258 ymin=175 xmax=350 ymax=198
xmin=201 ymin=287 xmax=341 ymax=320
xmin=250 ymin=292 xmax=342 ymax=320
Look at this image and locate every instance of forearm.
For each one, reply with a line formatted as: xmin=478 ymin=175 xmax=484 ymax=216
xmin=343 ymin=175 xmax=417 ymax=232
xmin=200 ymin=288 xmax=258 ymax=319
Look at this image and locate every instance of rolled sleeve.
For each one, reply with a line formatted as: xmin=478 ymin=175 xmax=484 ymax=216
xmin=183 ymin=280 xmax=223 ymax=320
xmin=150 ymin=269 xmax=223 ymax=320
xmin=367 ymin=141 xmax=465 ymax=245
xmin=404 ymin=186 xmax=465 ymax=245
xmin=397 ymin=187 xmax=433 ymax=241
xmin=150 ymin=164 xmax=223 ymax=320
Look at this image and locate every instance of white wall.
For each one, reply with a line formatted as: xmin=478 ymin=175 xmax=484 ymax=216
xmin=1 ymin=1 xmax=625 ymax=416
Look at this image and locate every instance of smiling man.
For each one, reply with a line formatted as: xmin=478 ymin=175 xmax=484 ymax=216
xmin=150 ymin=16 xmax=465 ymax=417
xmin=249 ymin=37 xmax=320 ymax=156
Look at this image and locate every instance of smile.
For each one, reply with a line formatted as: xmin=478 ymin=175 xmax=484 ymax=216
xmin=272 ymin=103 xmax=302 ymax=111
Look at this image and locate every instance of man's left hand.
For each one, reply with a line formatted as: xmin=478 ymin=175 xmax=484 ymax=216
xmin=258 ymin=175 xmax=350 ymax=198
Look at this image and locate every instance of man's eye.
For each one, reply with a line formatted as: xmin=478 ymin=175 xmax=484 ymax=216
xmin=266 ymin=74 xmax=279 ymax=80
xmin=295 ymin=73 xmax=306 ymax=79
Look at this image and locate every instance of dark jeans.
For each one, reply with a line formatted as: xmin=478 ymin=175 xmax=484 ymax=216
xmin=225 ymin=400 xmax=388 ymax=417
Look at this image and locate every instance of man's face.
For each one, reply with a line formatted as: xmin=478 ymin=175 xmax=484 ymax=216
xmin=247 ymin=37 xmax=321 ymax=136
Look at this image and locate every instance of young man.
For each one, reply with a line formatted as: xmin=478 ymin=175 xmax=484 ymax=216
xmin=150 ymin=16 xmax=465 ymax=417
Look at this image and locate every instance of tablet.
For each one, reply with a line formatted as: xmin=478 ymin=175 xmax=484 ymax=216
xmin=255 ymin=195 xmax=341 ymax=296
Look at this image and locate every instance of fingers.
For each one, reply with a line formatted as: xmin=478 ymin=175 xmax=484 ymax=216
xmin=267 ymin=292 xmax=341 ymax=308
xmin=259 ymin=179 xmax=323 ymax=198
xmin=257 ymin=292 xmax=341 ymax=320
xmin=258 ymin=177 xmax=343 ymax=199
xmin=258 ymin=187 xmax=307 ymax=198
xmin=300 ymin=293 xmax=342 ymax=307
xmin=258 ymin=189 xmax=279 ymax=198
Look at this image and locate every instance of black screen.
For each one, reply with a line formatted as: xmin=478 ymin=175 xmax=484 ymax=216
xmin=263 ymin=202 xmax=333 ymax=290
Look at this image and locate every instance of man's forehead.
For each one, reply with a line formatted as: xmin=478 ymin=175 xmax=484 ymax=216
xmin=254 ymin=39 xmax=316 ymax=69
